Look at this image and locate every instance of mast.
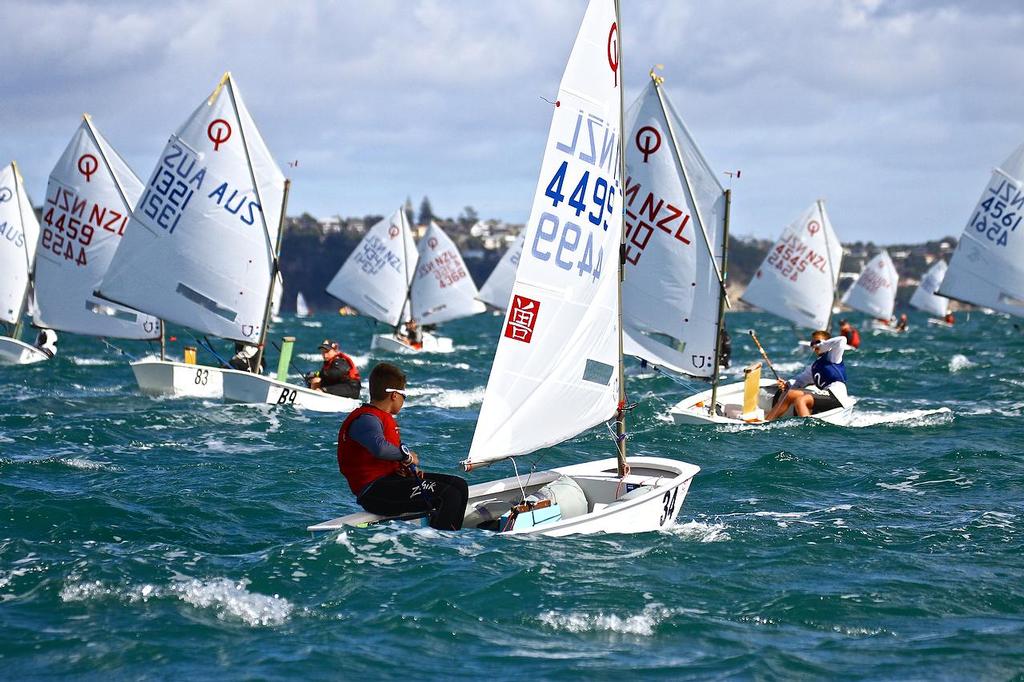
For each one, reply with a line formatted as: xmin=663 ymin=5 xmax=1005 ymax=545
xmin=253 ymin=178 xmax=291 ymax=373
xmin=159 ymin=320 xmax=166 ymax=361
xmin=709 ymin=189 xmax=732 ymax=414
xmin=614 ymin=0 xmax=627 ymax=477
xmin=398 ymin=210 xmax=414 ymax=331
xmin=818 ymin=199 xmax=839 ymax=333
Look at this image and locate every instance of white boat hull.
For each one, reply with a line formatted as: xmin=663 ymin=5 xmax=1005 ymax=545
xmin=308 ymin=456 xmax=699 ymax=537
xmin=0 ymin=336 xmax=50 ymax=365
xmin=370 ymin=331 xmax=453 ymax=354
xmin=130 ymin=357 xmax=229 ymax=398
xmin=926 ymin=318 xmax=953 ymax=328
xmin=669 ymin=377 xmax=855 ymax=426
xmin=222 ymin=371 xmax=361 ymax=412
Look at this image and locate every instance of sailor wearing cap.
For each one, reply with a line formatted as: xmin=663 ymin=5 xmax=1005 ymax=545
xmin=307 ymin=338 xmax=361 ymax=399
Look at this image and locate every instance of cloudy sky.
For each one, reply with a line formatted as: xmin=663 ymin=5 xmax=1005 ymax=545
xmin=2 ymin=0 xmax=1022 ymax=243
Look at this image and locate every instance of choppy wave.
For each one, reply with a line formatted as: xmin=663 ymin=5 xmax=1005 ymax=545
xmin=538 ymin=603 xmax=674 ymax=636
xmin=60 ymin=577 xmax=293 ymax=627
xmin=405 ymin=386 xmax=485 ymax=408
xmin=670 ymin=520 xmax=731 ymax=542
xmin=839 ymin=407 xmax=953 ymax=428
xmin=69 ymin=357 xmax=117 ymax=366
xmin=949 ymin=354 xmax=974 ymax=372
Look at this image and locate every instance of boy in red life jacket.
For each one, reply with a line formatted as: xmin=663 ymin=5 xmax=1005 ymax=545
xmin=337 ymin=362 xmax=469 ymax=530
xmin=838 ymin=319 xmax=861 ymax=349
xmin=308 ymin=339 xmax=361 ymax=399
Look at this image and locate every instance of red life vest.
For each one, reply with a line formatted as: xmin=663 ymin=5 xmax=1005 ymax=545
xmin=844 ymin=328 xmax=861 ymax=349
xmin=324 ymin=353 xmax=360 ymax=381
xmin=337 ymin=405 xmax=401 ymax=496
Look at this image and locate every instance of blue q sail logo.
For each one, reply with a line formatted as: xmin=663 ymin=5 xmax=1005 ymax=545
xmin=0 ymin=186 xmax=12 ymax=203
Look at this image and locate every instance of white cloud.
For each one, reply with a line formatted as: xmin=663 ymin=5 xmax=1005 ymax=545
xmin=1 ymin=0 xmax=1022 ymax=242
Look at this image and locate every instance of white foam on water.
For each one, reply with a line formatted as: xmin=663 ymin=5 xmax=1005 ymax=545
xmin=58 ymin=457 xmax=119 ymax=472
xmin=60 ymin=579 xmax=111 ymax=602
xmin=300 ymin=320 xmax=322 ymax=328
xmin=670 ymin=520 xmax=730 ymax=542
xmin=948 ymin=354 xmax=974 ymax=372
xmin=840 ymin=407 xmax=952 ymax=429
xmin=171 ymin=577 xmax=293 ymax=627
xmin=70 ymin=357 xmax=116 ymax=366
xmin=404 ymin=386 xmax=485 ymax=408
xmin=877 ymin=469 xmax=972 ymax=495
xmin=752 ymin=504 xmax=852 ymax=528
xmin=538 ymin=603 xmax=673 ymax=636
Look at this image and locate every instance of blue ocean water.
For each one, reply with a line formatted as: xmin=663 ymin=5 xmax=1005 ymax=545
xmin=1 ymin=311 xmax=1022 ymax=680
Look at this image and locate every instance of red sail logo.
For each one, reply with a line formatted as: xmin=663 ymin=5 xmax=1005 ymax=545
xmin=504 ymin=295 xmax=541 ymax=343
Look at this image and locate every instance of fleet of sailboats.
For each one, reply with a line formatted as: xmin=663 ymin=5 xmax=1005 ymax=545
xmin=3 ymin=5 xmax=1019 ymax=541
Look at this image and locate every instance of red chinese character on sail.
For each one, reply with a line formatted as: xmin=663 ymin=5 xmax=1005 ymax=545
xmin=504 ymin=295 xmax=540 ymax=343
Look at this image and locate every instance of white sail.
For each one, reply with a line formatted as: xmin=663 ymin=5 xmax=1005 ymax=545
xmin=33 ymin=117 xmax=161 ymax=339
xmin=477 ymin=231 xmax=525 ymax=311
xmin=938 ymin=142 xmax=1024 ymax=318
xmin=325 ymin=208 xmax=417 ymax=327
xmin=909 ymin=259 xmax=949 ymax=318
xmin=467 ymin=0 xmax=622 ymax=467
xmin=296 ymin=291 xmax=310 ymax=317
xmin=0 ymin=162 xmax=41 ymax=326
xmin=411 ymin=221 xmax=486 ymax=325
xmin=741 ymin=201 xmax=842 ymax=330
xmin=841 ymin=250 xmax=899 ymax=320
xmin=271 ymin=272 xmax=283 ymax=319
xmin=99 ymin=73 xmax=286 ymax=342
xmin=621 ymin=77 xmax=726 ymax=378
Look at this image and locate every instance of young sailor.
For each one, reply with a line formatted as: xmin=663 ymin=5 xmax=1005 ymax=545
xmin=307 ymin=339 xmax=361 ymax=399
xmin=838 ymin=319 xmax=861 ymax=349
xmin=337 ymin=362 xmax=468 ymax=530
xmin=34 ymin=328 xmax=58 ymax=359
xmin=397 ymin=320 xmax=423 ymax=348
xmin=895 ymin=313 xmax=909 ymax=333
xmin=765 ymin=331 xmax=851 ymax=421
xmin=229 ymin=342 xmax=262 ymax=373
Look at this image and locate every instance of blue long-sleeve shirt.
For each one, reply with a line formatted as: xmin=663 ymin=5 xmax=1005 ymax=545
xmin=348 ymin=414 xmax=404 ymax=461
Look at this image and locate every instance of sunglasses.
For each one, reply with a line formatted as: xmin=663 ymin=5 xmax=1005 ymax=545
xmin=810 ymin=340 xmax=822 ymax=347
xmin=385 ymin=387 xmax=407 ymax=399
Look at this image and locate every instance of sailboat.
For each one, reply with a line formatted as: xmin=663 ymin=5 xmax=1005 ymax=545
xmin=0 ymin=161 xmax=47 ymax=365
xmin=32 ymin=115 xmax=162 ymax=351
xmin=675 ymin=201 xmax=854 ymax=424
xmin=295 ymin=291 xmax=310 ymax=318
xmin=370 ymin=220 xmax=485 ymax=351
xmin=271 ymin=272 xmax=284 ymax=323
xmin=938 ymin=141 xmax=1024 ymax=318
xmin=477 ymin=231 xmax=525 ymax=312
xmin=909 ymin=260 xmax=952 ymax=325
xmin=741 ymin=201 xmax=843 ymax=331
xmin=311 ymin=0 xmax=699 ymax=536
xmin=841 ymin=249 xmax=900 ymax=331
xmin=326 ymin=207 xmax=417 ymax=336
xmin=98 ymin=72 xmax=287 ymax=399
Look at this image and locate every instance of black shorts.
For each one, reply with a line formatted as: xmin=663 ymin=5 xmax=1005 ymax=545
xmin=811 ymin=391 xmax=842 ymax=414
